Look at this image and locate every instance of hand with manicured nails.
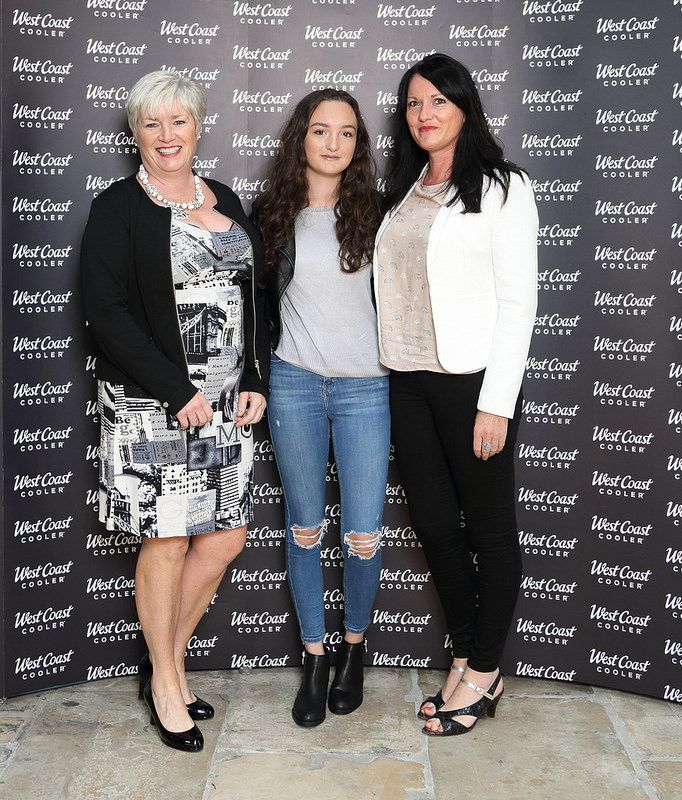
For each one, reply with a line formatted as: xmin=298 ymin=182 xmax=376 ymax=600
xmin=236 ymin=391 xmax=267 ymax=427
xmin=473 ymin=411 xmax=508 ymax=460
xmin=175 ymin=391 xmax=213 ymax=430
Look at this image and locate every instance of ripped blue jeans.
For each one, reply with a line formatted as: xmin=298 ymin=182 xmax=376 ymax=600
xmin=268 ymin=354 xmax=390 ymax=643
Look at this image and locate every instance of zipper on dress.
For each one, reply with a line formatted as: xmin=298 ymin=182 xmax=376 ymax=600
xmin=251 ymin=260 xmax=261 ymax=380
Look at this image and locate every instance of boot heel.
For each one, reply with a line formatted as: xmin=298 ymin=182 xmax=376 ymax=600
xmin=149 ymin=714 xmax=155 ymax=726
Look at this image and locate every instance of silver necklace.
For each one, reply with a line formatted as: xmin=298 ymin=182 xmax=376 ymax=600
xmin=138 ymin=164 xmax=204 ymax=220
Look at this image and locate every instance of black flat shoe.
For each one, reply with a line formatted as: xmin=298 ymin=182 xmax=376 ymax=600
xmin=292 ymin=651 xmax=330 ymax=727
xmin=138 ymin=653 xmax=214 ymax=720
xmin=143 ymin=681 xmax=204 ymax=752
xmin=328 ymin=639 xmax=365 ymax=715
xmin=422 ymin=672 xmax=504 ymax=737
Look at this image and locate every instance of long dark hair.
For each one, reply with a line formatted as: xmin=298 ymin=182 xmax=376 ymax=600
xmin=384 ymin=53 xmax=523 ymax=214
xmin=252 ymin=89 xmax=381 ymax=274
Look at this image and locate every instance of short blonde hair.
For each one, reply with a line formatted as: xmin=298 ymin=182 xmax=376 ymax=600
xmin=126 ymin=70 xmax=207 ymax=133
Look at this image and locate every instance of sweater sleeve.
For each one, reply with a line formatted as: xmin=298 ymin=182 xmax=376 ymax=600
xmin=80 ymin=191 xmax=197 ymax=416
xmin=477 ymin=173 xmax=539 ymax=418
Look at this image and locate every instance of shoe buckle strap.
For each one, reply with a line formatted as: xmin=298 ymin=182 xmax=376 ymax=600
xmin=460 ymin=677 xmax=495 ymax=700
xmin=450 ymin=665 xmax=465 ymax=673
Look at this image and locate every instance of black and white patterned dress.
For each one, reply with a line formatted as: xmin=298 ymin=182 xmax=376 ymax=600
xmin=97 ymin=220 xmax=254 ymax=537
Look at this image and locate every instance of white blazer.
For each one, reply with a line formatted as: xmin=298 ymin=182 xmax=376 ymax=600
xmin=373 ymin=167 xmax=539 ymax=418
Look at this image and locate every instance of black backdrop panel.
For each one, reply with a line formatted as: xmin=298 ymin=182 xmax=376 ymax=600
xmin=1 ymin=0 xmax=680 ymax=703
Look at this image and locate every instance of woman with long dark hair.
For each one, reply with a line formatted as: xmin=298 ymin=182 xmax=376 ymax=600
xmin=253 ymin=90 xmax=390 ymax=727
xmin=377 ymin=54 xmax=538 ymax=736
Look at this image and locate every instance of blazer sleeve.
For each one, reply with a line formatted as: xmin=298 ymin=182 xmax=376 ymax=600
xmin=80 ymin=191 xmax=197 ymax=415
xmin=240 ymin=274 xmax=271 ymax=397
xmin=477 ymin=173 xmax=539 ymax=418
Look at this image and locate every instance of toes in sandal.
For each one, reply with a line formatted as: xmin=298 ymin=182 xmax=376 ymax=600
xmin=422 ymin=671 xmax=503 ymax=737
xmin=417 ymin=666 xmax=465 ymax=720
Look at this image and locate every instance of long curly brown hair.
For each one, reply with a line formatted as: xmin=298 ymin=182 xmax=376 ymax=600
xmin=252 ymin=89 xmax=381 ymax=274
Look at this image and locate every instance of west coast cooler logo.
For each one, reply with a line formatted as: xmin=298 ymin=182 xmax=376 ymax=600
xmin=86 ymin=618 xmax=141 ymax=644
xmin=471 ymin=69 xmax=509 ymax=92
xmin=532 ymin=178 xmax=582 ymax=202
xmin=595 ymin=154 xmax=658 ymax=179
xmin=591 ymin=515 xmax=653 ymax=545
xmin=12 ymin=103 xmax=72 ymax=130
xmin=15 ymin=650 xmax=74 ymax=681
xmin=449 ymin=24 xmax=509 ymax=46
xmin=14 ymin=560 xmax=74 ymax=588
xmin=12 ymin=9 xmax=73 ymax=36
xmin=232 ymin=133 xmax=280 ymax=158
xmin=246 ymin=525 xmax=285 ymax=548
xmin=86 ymin=575 xmax=135 ymax=600
xmin=516 ymin=616 xmax=577 ymax=645
xmin=593 ymin=336 xmax=655 ymax=362
xmin=12 ymin=57 xmax=73 ymax=84
xmin=516 ymin=662 xmax=576 ymax=681
xmin=379 ymin=567 xmax=429 ymax=589
xmin=304 ymin=24 xmax=365 ymax=47
xmin=13 ymin=426 xmax=73 ymax=452
xmin=12 ymin=150 xmax=73 ymax=176
xmin=590 ymin=649 xmax=650 ymax=680
xmin=230 ymin=611 xmax=290 ymax=633
xmin=518 ymin=487 xmax=579 ymax=513
xmin=305 ymin=68 xmax=364 ymax=91
xmin=592 ymin=426 xmax=654 ymax=454
xmin=666 ymin=594 xmax=682 ymax=621
xmin=15 ymin=515 xmax=74 ymax=544
xmin=233 ymin=2 xmax=292 ymax=25
xmin=522 ymin=43 xmax=583 ymax=68
xmin=517 ymin=442 xmax=579 ymax=470
xmin=380 ymin=525 xmax=419 ymax=548
xmin=537 ymin=267 xmax=581 ymax=292
xmin=594 ymin=245 xmax=657 ymax=271
xmin=12 ymin=243 xmax=72 ymax=269
xmin=231 ymin=567 xmax=286 ymax=590
xmin=230 ymin=654 xmax=289 ymax=669
xmin=595 ymin=108 xmax=658 ymax=133
xmin=12 ymin=197 xmax=72 ymax=222
xmin=86 ymin=129 xmax=137 ymax=155
xmin=596 ymin=16 xmax=659 ymax=41
xmin=232 ymin=89 xmax=291 ymax=112
xmin=377 ymin=47 xmax=435 ymax=69
xmin=537 ymin=223 xmax=581 ymax=246
xmin=518 ymin=530 xmax=578 ymax=558
xmin=596 ymin=61 xmax=659 ymax=87
xmin=372 ymin=610 xmax=432 ymax=633
xmin=593 ymin=291 xmax=656 ymax=317
xmin=522 ymin=1 xmax=583 ymax=23
xmin=520 ymin=574 xmax=578 ymax=600
xmin=12 ymin=288 xmax=73 ymax=313
xmin=85 ymin=531 xmax=140 ymax=556
xmin=15 ymin=604 xmax=74 ymax=635
xmin=13 ymin=380 xmax=73 ymax=406
xmin=86 ymin=84 xmax=128 ymax=110
xmin=377 ymin=3 xmax=436 ymax=26
xmin=13 ymin=471 xmax=73 ymax=498
xmin=525 ymin=356 xmax=580 ymax=382
xmin=87 ymin=0 xmax=148 ymax=19
xmin=160 ymin=20 xmax=220 ymax=45
xmin=592 ymin=471 xmax=653 ymax=499
xmin=232 ymin=44 xmax=292 ymax=69
xmin=593 ymin=380 xmax=654 ymax=408
xmin=533 ymin=312 xmax=581 ymax=336
xmin=85 ymin=39 xmax=147 ymax=64
xmin=595 ymin=200 xmax=657 ymax=225
xmin=522 ymin=88 xmax=582 ymax=112
xmin=522 ymin=133 xmax=582 ymax=157
xmin=12 ymin=335 xmax=73 ymax=360
xmin=486 ymin=114 xmax=508 ymax=135
xmin=522 ymin=399 xmax=580 ymax=425
xmin=590 ymin=605 xmax=651 ymax=635
xmin=590 ymin=559 xmax=652 ymax=589
xmin=664 ymin=640 xmax=682 ymax=666
xmin=372 ymin=652 xmax=431 ymax=668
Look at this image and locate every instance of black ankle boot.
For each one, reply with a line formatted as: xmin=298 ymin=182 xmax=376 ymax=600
xmin=328 ymin=639 xmax=365 ymax=715
xmin=292 ymin=651 xmax=330 ymax=727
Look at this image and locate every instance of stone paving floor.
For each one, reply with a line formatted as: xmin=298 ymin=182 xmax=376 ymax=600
xmin=1 ymin=668 xmax=681 ymax=800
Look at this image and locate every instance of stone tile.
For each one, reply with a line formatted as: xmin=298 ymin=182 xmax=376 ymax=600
xmin=427 ymin=695 xmax=648 ymax=800
xmin=0 ymin=693 xmax=44 ymax=766
xmin=605 ymin=691 xmax=682 ymax=760
xmin=0 ymin=685 xmax=226 ymax=800
xmin=208 ymin=753 xmax=425 ymax=800
xmin=220 ymin=667 xmax=422 ymax=757
xmin=642 ymin=761 xmax=682 ymax=800
xmin=417 ymin=670 xmax=592 ymax=702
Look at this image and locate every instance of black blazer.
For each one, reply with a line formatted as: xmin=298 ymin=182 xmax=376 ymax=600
xmin=81 ymin=175 xmax=270 ymax=416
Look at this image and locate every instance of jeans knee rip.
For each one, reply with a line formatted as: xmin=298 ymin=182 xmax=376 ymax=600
xmin=344 ymin=530 xmax=382 ymax=560
xmin=291 ymin=519 xmax=328 ymax=549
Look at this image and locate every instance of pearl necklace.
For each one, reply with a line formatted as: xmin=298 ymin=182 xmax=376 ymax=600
xmin=138 ymin=164 xmax=204 ymax=219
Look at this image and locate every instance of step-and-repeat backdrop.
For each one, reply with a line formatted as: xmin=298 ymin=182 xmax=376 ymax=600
xmin=2 ymin=0 xmax=681 ymax=702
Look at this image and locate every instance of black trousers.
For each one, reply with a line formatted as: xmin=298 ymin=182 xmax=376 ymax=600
xmin=390 ymin=369 xmax=523 ymax=673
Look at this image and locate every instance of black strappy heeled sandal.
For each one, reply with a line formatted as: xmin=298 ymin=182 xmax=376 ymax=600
xmin=417 ymin=665 xmax=465 ymax=720
xmin=422 ymin=671 xmax=503 ymax=736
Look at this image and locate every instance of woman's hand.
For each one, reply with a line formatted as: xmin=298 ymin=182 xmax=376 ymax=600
xmin=473 ymin=411 xmax=508 ymax=461
xmin=175 ymin=392 xmax=213 ymax=430
xmin=236 ymin=392 xmax=267 ymax=427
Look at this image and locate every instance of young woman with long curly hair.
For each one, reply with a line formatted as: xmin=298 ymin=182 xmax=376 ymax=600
xmin=253 ymin=89 xmax=389 ymax=728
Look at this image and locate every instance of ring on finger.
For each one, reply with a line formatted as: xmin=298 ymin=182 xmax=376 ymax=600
xmin=483 ymin=441 xmax=493 ymax=452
